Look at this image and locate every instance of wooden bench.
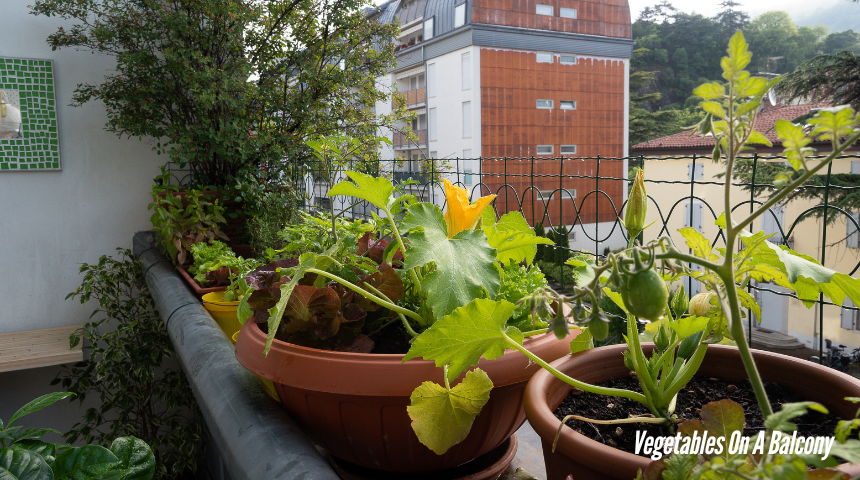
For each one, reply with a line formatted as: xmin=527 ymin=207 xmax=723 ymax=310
xmin=0 ymin=325 xmax=83 ymax=373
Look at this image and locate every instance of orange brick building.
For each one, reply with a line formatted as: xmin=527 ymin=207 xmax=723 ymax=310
xmin=371 ymin=0 xmax=632 ymax=231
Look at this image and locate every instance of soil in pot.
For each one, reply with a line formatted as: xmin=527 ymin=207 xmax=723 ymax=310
xmin=554 ymin=375 xmax=846 ymax=459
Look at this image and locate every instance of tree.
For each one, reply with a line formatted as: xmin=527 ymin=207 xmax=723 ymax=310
xmin=777 ymin=51 xmax=860 ymax=109
xmin=30 ymin=0 xmax=408 ymax=187
xmin=823 ymin=29 xmax=860 ymax=54
xmin=714 ymin=0 xmax=749 ymax=33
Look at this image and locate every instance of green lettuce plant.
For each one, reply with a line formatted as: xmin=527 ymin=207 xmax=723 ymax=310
xmin=0 ymin=392 xmax=156 ymax=480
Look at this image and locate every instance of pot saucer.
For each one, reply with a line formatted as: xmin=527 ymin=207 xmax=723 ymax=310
xmin=329 ymin=434 xmax=518 ymax=480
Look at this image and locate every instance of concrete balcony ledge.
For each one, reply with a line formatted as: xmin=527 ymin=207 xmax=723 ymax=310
xmin=133 ymin=231 xmax=339 ymax=480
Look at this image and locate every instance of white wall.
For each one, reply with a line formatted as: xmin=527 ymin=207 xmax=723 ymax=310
xmin=0 ymin=0 xmax=163 ymax=431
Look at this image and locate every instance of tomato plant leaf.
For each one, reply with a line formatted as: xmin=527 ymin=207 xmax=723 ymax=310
xmin=668 ymin=316 xmax=709 ymax=340
xmin=484 ymin=212 xmax=553 ymax=266
xmin=407 ymin=369 xmax=493 ymax=455
xmin=8 ymin=393 xmax=74 ymax=427
xmin=402 ymin=204 xmax=500 ymax=318
xmin=403 ymin=299 xmax=521 ymax=382
xmin=765 ymin=402 xmax=828 ymax=433
xmin=678 ymin=227 xmax=719 ymax=262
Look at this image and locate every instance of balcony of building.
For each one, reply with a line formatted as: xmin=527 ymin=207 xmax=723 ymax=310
xmin=393 ymin=129 xmax=427 ymax=149
xmin=392 ymin=87 xmax=426 ymax=109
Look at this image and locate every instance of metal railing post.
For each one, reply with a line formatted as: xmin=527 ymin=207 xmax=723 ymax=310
xmin=749 ymin=153 xmax=758 ymax=347
xmin=819 ymin=161 xmax=834 ymax=363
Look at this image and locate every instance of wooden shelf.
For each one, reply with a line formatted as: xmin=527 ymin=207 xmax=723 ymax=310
xmin=0 ymin=325 xmax=83 ymax=373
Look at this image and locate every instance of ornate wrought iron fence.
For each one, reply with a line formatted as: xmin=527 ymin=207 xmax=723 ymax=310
xmin=301 ymin=154 xmax=860 ymax=363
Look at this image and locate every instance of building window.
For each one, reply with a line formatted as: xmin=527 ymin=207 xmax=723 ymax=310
xmin=463 ymin=149 xmax=472 ymax=159
xmin=536 ymin=52 xmax=553 ymax=63
xmin=761 ymin=205 xmax=786 ymax=245
xmin=454 ymin=3 xmax=466 ymax=28
xmin=462 ymin=52 xmax=471 ymax=90
xmin=427 ymin=63 xmax=436 ymax=97
xmin=560 ymin=55 xmax=577 ymax=65
xmin=536 ymin=4 xmax=553 ymax=15
xmin=560 ymin=145 xmax=577 ymax=155
xmin=536 ymin=99 xmax=553 ymax=109
xmin=687 ymin=162 xmax=704 ymax=180
xmin=843 ymin=299 xmax=860 ymax=330
xmin=429 ymin=108 xmax=437 ymax=141
xmin=535 ymin=189 xmax=575 ymax=201
xmin=424 ymin=17 xmax=434 ymax=41
xmin=848 ymin=212 xmax=860 ymax=248
xmin=560 ymin=7 xmax=577 ymax=19
xmin=852 ymin=160 xmax=860 ymax=174
xmin=462 ymin=101 xmax=472 ymax=138
xmin=536 ymin=145 xmax=554 ymax=155
xmin=560 ymin=100 xmax=576 ymax=110
xmin=430 ymin=150 xmax=437 ymax=159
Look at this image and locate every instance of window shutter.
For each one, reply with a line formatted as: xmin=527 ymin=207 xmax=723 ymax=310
xmin=687 ymin=163 xmax=692 ymax=179
xmin=461 ymin=53 xmax=471 ymax=90
xmin=427 ymin=64 xmax=436 ymax=98
xmin=843 ymin=300 xmax=855 ymax=329
xmin=848 ymin=212 xmax=859 ymax=249
xmin=695 ymin=201 xmax=703 ymax=232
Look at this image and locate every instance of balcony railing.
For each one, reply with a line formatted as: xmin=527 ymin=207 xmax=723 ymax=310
xmin=393 ymin=171 xmax=429 ymax=185
xmin=392 ymin=87 xmax=426 ymax=108
xmin=393 ymin=129 xmax=426 ymax=149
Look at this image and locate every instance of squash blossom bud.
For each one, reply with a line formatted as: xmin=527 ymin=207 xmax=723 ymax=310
xmin=624 ymin=169 xmax=648 ymax=240
xmin=689 ymin=292 xmax=717 ymax=317
xmin=671 ymin=285 xmax=689 ymax=319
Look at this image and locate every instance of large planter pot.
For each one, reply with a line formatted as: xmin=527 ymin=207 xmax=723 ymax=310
xmin=524 ymin=343 xmax=860 ymax=480
xmin=234 ymin=320 xmax=571 ymax=473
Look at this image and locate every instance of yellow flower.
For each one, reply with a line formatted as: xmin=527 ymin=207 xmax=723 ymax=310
xmin=442 ymin=178 xmax=496 ymax=238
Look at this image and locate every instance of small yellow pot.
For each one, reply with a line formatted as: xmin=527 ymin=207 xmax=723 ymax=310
xmin=202 ymin=291 xmax=241 ymax=340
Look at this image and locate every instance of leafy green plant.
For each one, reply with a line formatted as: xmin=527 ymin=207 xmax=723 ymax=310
xmin=0 ymin=391 xmax=156 ymax=480
xmin=55 ymin=249 xmax=202 ymax=480
xmin=148 ymin=168 xmax=228 ymax=265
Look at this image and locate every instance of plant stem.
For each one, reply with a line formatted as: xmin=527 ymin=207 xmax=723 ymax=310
xmin=382 ymin=205 xmax=429 ymax=325
xmin=503 ymin=336 xmax=648 ymax=404
xmin=306 ymin=268 xmax=424 ymax=326
xmin=364 ymin=283 xmax=419 ymax=338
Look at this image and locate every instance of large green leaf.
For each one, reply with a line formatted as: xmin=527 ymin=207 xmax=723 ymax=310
xmin=775 ymin=119 xmax=813 ymax=171
xmin=328 ymin=171 xmax=395 ymax=211
xmin=569 ymin=328 xmax=593 ymax=354
xmin=739 ymin=231 xmax=860 ymax=307
xmin=483 ymin=212 xmax=552 ymax=266
xmin=403 ymin=299 xmax=522 ymax=382
xmin=52 ymin=445 xmax=120 ymax=480
xmin=668 ymin=316 xmax=709 ymax=340
xmin=109 ymin=437 xmax=155 ymax=480
xmin=765 ymin=402 xmax=828 ymax=433
xmin=11 ymin=441 xmax=55 ymax=461
xmin=407 ymin=369 xmax=493 ymax=455
xmin=0 ymin=447 xmax=53 ymax=480
xmin=402 ymin=204 xmax=499 ymax=318
xmin=8 ymin=393 xmax=73 ymax=427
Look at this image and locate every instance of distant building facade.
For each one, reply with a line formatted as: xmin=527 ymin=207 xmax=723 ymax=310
xmin=369 ymin=0 xmax=633 ymax=247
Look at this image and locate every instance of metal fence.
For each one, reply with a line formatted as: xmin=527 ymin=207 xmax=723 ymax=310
xmin=301 ymin=154 xmax=860 ymax=364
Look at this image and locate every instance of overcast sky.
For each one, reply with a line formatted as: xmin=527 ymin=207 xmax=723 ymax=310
xmin=372 ymin=0 xmax=841 ymax=22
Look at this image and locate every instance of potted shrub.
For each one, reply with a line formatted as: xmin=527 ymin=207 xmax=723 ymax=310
xmin=234 ymin=144 xmax=569 ymax=473
xmin=511 ymin=32 xmax=860 ymax=479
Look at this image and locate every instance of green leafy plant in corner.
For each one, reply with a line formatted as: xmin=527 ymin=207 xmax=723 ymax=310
xmin=55 ymin=249 xmax=202 ymax=480
xmin=0 ymin=391 xmax=156 ymax=480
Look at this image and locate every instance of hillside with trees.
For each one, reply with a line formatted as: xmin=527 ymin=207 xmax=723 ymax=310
xmin=630 ymin=0 xmax=860 ymax=145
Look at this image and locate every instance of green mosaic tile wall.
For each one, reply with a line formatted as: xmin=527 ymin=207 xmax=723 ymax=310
xmin=0 ymin=58 xmax=60 ymax=171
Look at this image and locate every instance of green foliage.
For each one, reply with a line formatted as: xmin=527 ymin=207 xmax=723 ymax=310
xmin=497 ymin=263 xmax=549 ymax=333
xmin=402 ymin=299 xmax=523 ymax=383
xmin=147 ymin=168 xmax=228 ymax=265
xmin=484 ymin=212 xmax=553 ymax=266
xmin=55 ymin=249 xmax=201 ymax=480
xmin=401 ymin=203 xmax=500 ymax=319
xmin=406 ymin=370 xmax=493 ymax=456
xmin=30 ymin=0 xmax=408 ymax=186
xmin=0 ymin=393 xmax=156 ymax=480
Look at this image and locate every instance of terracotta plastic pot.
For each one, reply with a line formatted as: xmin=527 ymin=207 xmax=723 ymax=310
xmin=524 ymin=343 xmax=860 ymax=480
xmin=234 ymin=320 xmax=571 ymax=473
xmin=201 ymin=291 xmax=241 ymax=339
